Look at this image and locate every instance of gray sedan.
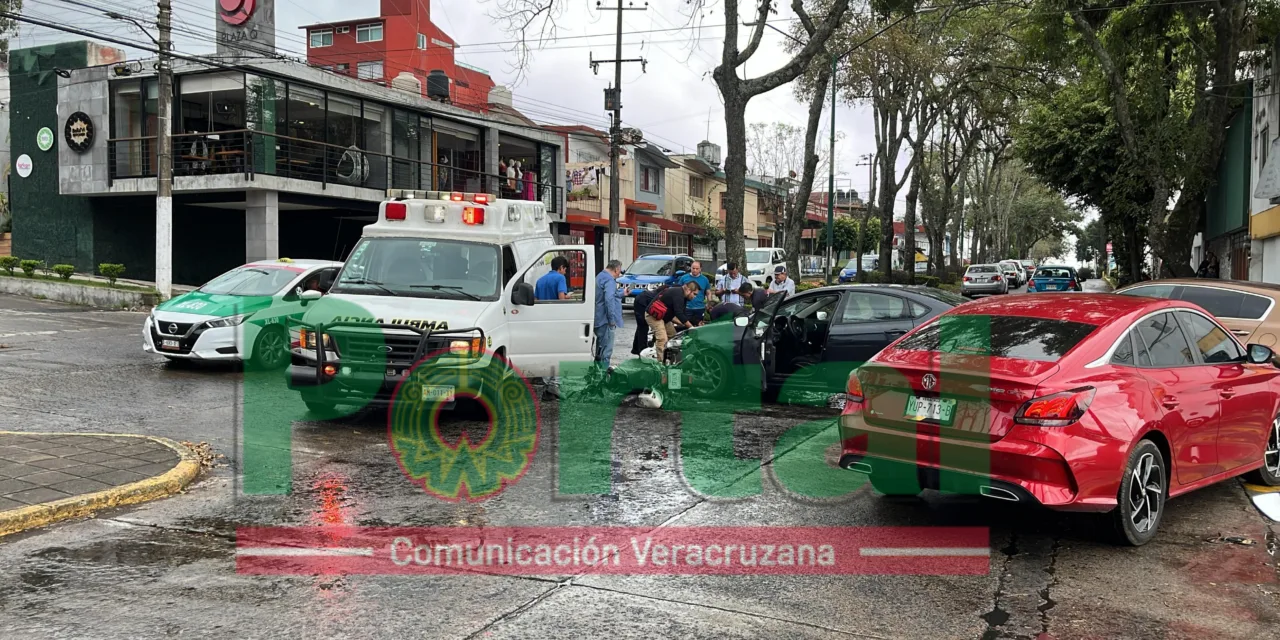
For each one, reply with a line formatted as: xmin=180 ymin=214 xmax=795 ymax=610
xmin=961 ymin=264 xmax=1009 ymax=297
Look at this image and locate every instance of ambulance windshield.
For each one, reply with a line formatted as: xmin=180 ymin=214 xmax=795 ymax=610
xmin=331 ymin=238 xmax=499 ymax=300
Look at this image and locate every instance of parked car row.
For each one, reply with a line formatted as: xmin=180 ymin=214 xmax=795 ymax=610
xmin=145 ymin=243 xmax=1280 ymax=547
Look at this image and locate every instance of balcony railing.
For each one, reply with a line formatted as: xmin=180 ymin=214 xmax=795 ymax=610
xmin=107 ymin=130 xmax=562 ymax=213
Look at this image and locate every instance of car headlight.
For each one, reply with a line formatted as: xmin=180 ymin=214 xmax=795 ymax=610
xmin=449 ymin=338 xmax=484 ymax=357
xmin=204 ymin=313 xmax=251 ymax=328
xmin=294 ymin=328 xmax=334 ymax=350
xmin=647 ymin=283 xmax=662 ymax=291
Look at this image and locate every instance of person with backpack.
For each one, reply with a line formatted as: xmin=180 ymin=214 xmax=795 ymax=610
xmin=646 ymin=281 xmax=700 ymax=362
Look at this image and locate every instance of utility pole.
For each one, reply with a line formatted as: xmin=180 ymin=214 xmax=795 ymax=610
xmin=591 ymin=0 xmax=647 ymax=263
xmin=155 ymin=0 xmax=174 ymax=299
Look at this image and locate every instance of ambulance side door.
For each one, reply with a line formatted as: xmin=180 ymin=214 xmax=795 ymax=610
xmin=505 ymin=246 xmax=596 ymax=377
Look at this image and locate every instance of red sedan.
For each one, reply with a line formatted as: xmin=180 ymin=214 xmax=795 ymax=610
xmin=839 ymin=293 xmax=1280 ymax=545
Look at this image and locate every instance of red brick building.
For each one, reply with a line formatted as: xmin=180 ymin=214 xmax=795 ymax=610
xmin=299 ymin=0 xmax=496 ymax=112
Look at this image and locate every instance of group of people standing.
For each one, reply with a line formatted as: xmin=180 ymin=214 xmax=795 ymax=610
xmin=586 ymin=258 xmax=800 ymax=368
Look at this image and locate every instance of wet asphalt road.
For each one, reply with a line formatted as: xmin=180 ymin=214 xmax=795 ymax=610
xmin=0 ymin=284 xmax=1277 ymax=639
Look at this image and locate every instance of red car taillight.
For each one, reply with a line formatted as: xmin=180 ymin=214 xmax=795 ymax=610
xmin=843 ymin=372 xmax=865 ymax=416
xmin=1068 ymin=280 xmax=1078 ymax=290
xmin=963 ymin=276 xmax=972 ymax=282
xmin=992 ymin=275 xmax=1002 ymax=281
xmin=1015 ymin=387 xmax=1096 ymax=427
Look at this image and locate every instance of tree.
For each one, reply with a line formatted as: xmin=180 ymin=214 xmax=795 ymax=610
xmin=1016 ymin=81 xmax=1151 ymax=284
xmin=745 ymin=108 xmax=840 ymax=279
xmin=818 ymin=216 xmax=860 ymax=253
xmin=712 ymin=0 xmax=851 ymax=275
xmin=0 ymin=0 xmax=21 ymax=66
xmin=1024 ymin=0 xmax=1272 ymax=277
xmin=1075 ymin=217 xmax=1108 ymax=274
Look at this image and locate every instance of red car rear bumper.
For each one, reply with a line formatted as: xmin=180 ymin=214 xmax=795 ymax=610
xmin=838 ymin=412 xmax=1124 ymax=512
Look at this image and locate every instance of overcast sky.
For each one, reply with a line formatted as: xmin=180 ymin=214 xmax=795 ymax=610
xmin=17 ymin=0 xmax=884 ymax=200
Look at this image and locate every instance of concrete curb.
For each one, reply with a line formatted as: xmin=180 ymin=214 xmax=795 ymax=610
xmin=0 ymin=432 xmax=201 ymax=537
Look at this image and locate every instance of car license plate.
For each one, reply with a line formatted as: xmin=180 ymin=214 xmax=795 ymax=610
xmin=422 ymin=385 xmax=455 ymax=402
xmin=625 ymin=296 xmax=634 ymax=305
xmin=904 ymin=396 xmax=956 ymax=425
xmin=668 ymin=369 xmax=682 ymax=390
xmin=160 ymin=339 xmax=181 ymax=351
xmin=1051 ymin=284 xmax=1061 ymax=290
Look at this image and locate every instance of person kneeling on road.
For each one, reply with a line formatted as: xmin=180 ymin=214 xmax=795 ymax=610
xmin=646 ymin=281 xmax=700 ymax=361
xmin=710 ymin=281 xmax=756 ymax=322
xmin=632 ymin=285 xmax=664 ymax=356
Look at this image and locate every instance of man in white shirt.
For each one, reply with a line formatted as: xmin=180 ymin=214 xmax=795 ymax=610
xmin=716 ymin=262 xmax=747 ymax=305
xmin=768 ymin=265 xmax=796 ymax=296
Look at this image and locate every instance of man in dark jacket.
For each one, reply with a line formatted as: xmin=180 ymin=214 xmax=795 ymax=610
xmin=632 ymin=286 xmax=663 ymax=356
xmin=647 ymin=281 xmax=700 ymax=361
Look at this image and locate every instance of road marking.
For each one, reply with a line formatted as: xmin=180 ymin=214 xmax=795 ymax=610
xmin=859 ymin=547 xmax=990 ymax=557
xmin=236 ymin=546 xmax=375 ymax=557
xmin=0 ymin=330 xmax=58 ymax=338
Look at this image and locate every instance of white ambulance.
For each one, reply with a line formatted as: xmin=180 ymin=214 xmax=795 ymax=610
xmin=287 ymin=190 xmax=597 ymax=413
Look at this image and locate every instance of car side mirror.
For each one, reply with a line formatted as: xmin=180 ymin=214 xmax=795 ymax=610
xmin=734 ymin=316 xmax=749 ymax=327
xmin=300 ymin=289 xmax=322 ymax=305
xmin=1246 ymin=344 xmax=1275 ymax=365
xmin=512 ymin=282 xmax=535 ymax=306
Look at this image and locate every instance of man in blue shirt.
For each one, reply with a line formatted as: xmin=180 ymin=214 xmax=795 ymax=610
xmin=535 ymin=256 xmax=570 ymax=300
xmin=677 ymin=261 xmax=710 ymax=326
xmin=594 ymin=259 xmax=626 ymax=368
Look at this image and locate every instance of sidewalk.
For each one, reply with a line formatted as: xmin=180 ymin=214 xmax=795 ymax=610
xmin=0 ymin=432 xmax=200 ymax=536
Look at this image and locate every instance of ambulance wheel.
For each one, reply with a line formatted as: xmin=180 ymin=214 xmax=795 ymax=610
xmin=251 ymin=326 xmax=290 ymax=370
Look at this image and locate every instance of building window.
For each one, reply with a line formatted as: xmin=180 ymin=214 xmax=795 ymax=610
xmin=337 ymin=26 xmax=349 ymax=33
xmin=357 ymin=60 xmax=384 ymax=80
xmin=417 ymin=33 xmax=427 ymax=49
xmin=689 ymin=176 xmax=705 ymax=199
xmin=640 ymin=165 xmax=659 ymax=193
xmin=356 ymin=23 xmax=383 ymax=43
xmin=431 ymin=38 xmax=453 ymax=49
xmin=309 ymin=29 xmax=333 ymax=48
xmin=1263 ymin=126 xmax=1271 ymax=171
xmin=337 ymin=62 xmax=349 ymax=73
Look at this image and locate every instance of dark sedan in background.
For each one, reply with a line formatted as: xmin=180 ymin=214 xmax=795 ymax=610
xmin=669 ymin=285 xmax=967 ymax=401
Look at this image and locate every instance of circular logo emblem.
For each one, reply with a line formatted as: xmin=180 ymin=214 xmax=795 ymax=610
xmin=921 ymin=374 xmax=937 ymax=391
xmin=168 ymin=323 xmax=179 ymax=334
xmin=36 ymin=127 xmax=53 ymax=152
xmin=389 ymin=350 xmax=539 ymax=502
xmin=218 ymin=0 xmax=256 ymax=25
xmin=14 ymin=154 xmax=32 ymax=178
xmin=64 ymin=112 xmax=94 ymax=153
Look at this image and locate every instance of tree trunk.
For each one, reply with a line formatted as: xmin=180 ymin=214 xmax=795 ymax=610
xmin=904 ymin=143 xmax=922 ymax=285
xmin=878 ymin=157 xmax=897 ymax=278
xmin=722 ymin=99 xmax=749 ymax=271
xmin=783 ymin=64 xmax=831 ymax=280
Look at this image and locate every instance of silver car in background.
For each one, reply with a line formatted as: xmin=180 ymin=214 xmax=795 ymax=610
xmin=999 ymin=260 xmax=1024 ymax=287
xmin=961 ymin=264 xmax=1009 ymax=297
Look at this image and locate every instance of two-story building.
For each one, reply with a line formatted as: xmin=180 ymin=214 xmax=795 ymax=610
xmin=1252 ymin=37 xmax=1280 ymax=282
xmin=10 ymin=30 xmax=564 ymax=286
xmin=299 ymin=0 xmax=496 ymax=111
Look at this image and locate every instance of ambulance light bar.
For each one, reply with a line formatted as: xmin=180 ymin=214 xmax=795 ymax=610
xmin=386 ymin=189 xmax=497 ymax=205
